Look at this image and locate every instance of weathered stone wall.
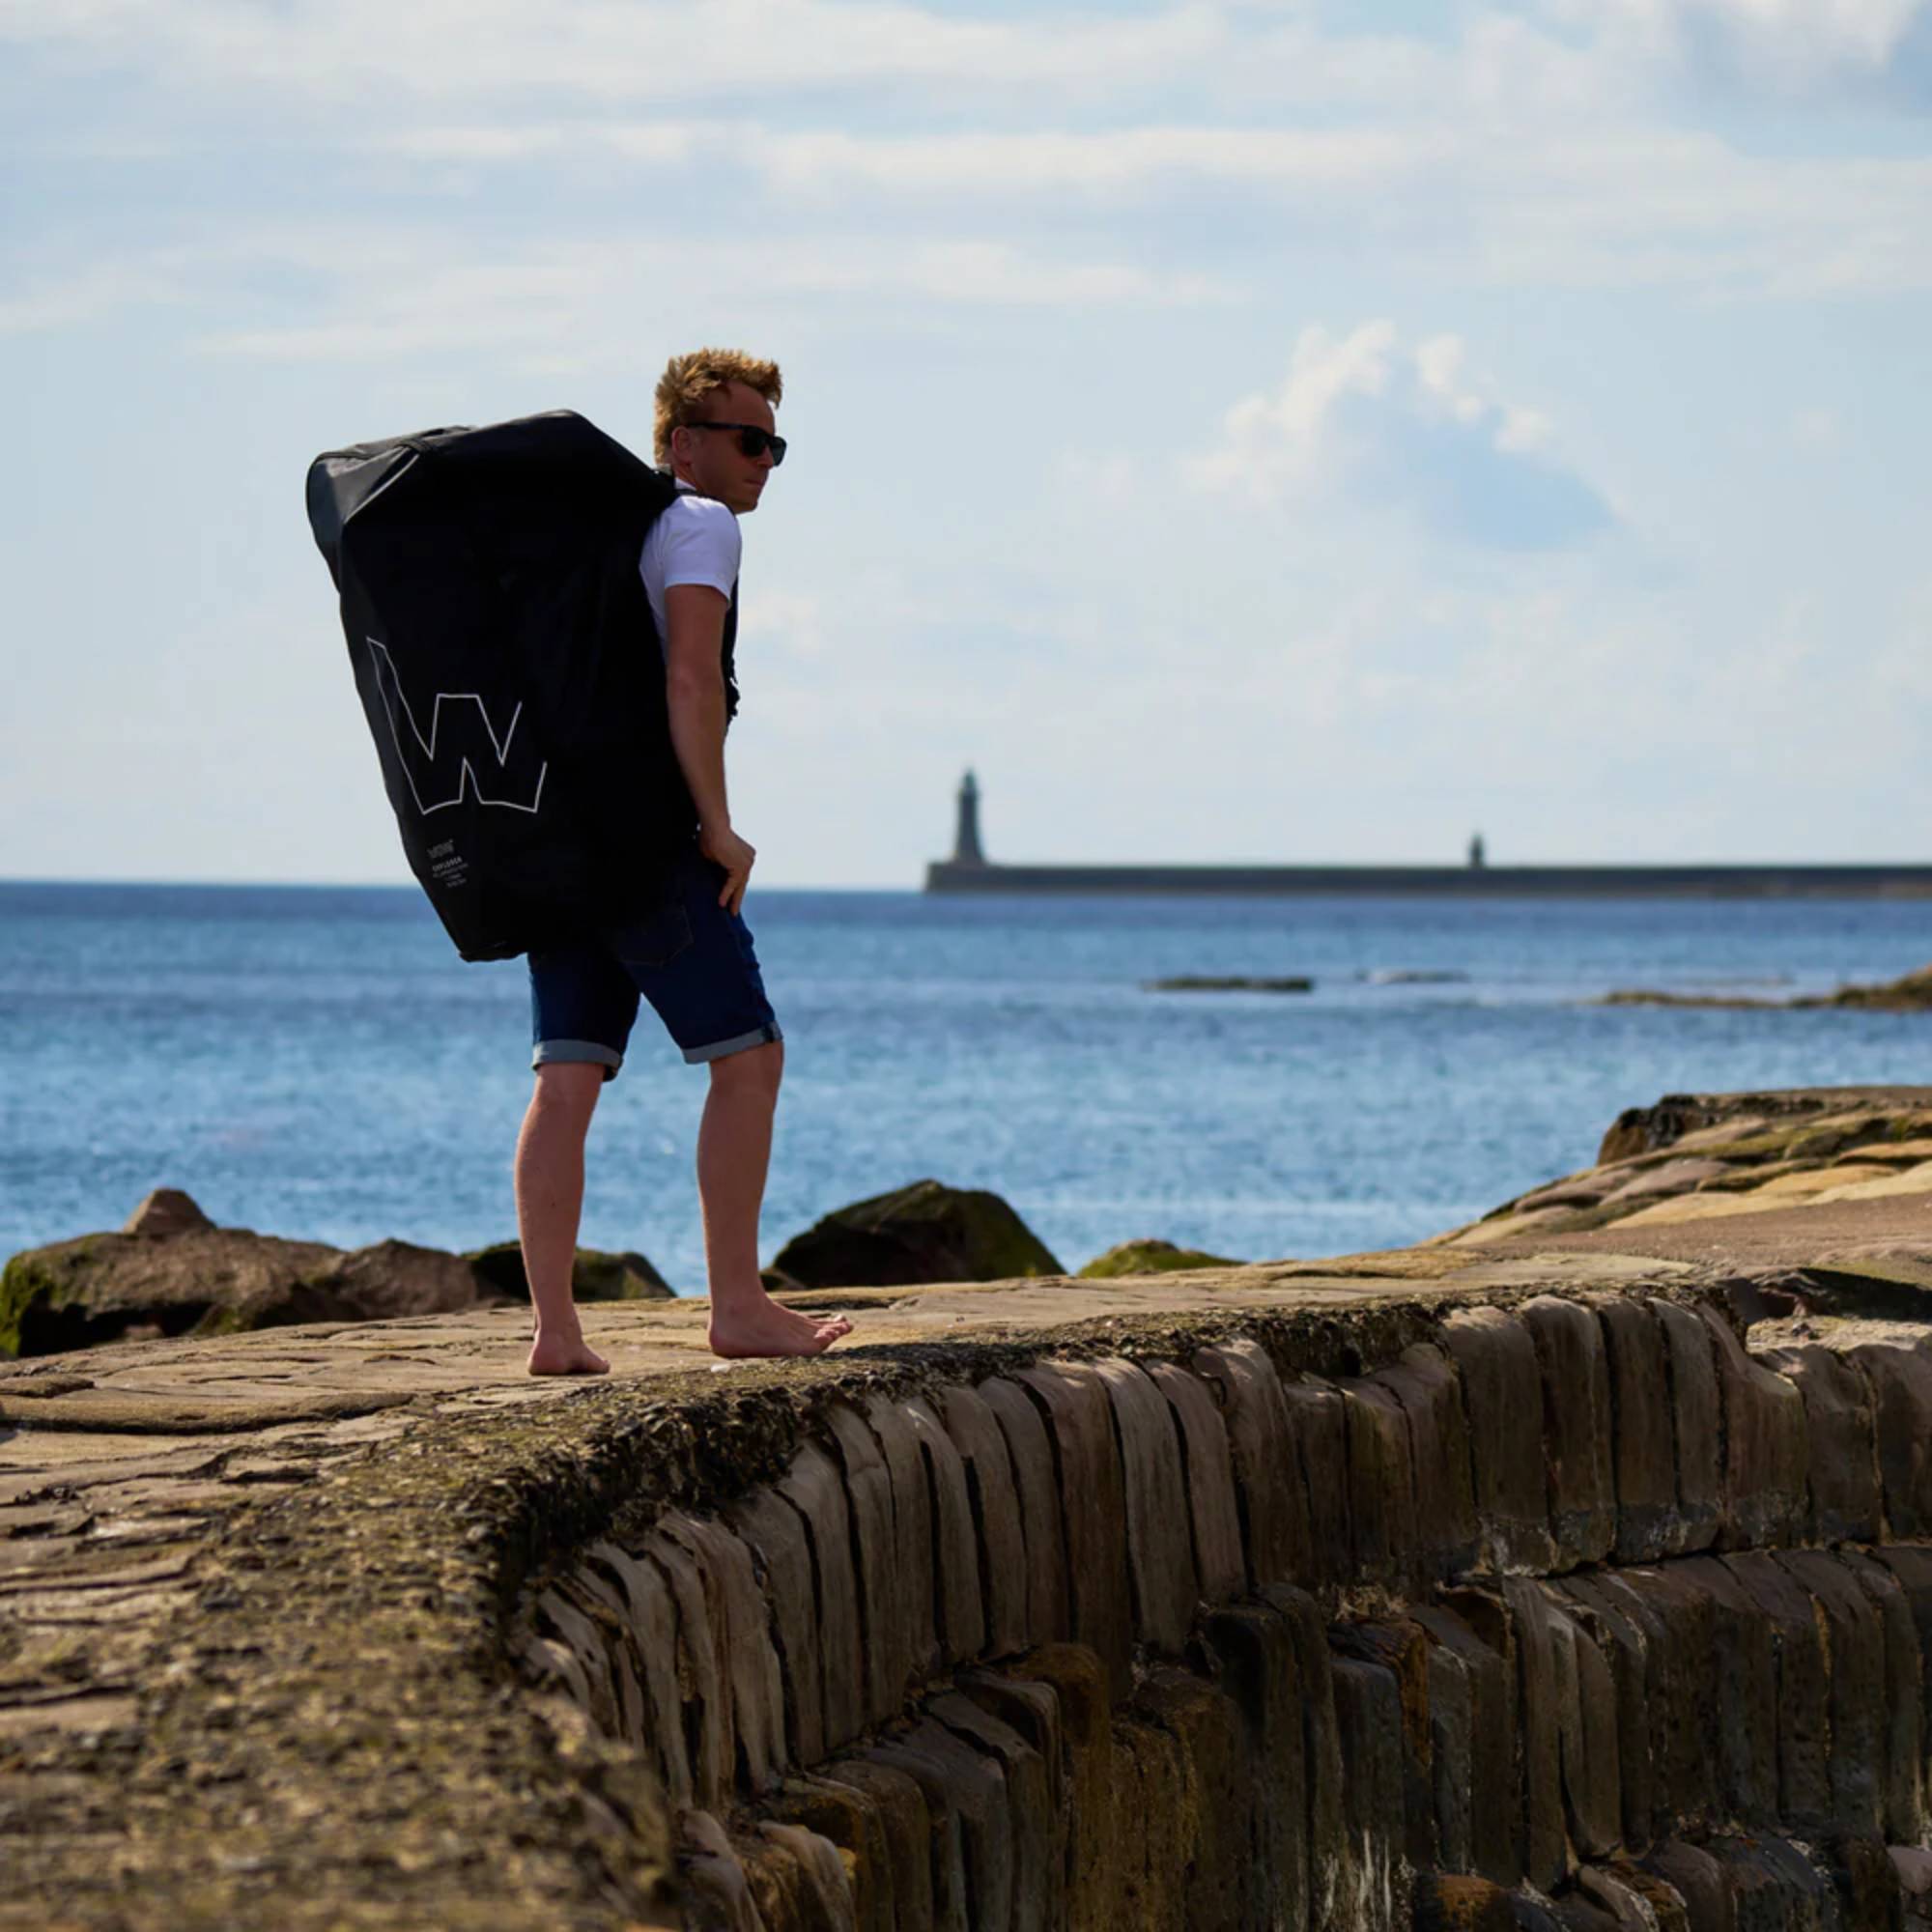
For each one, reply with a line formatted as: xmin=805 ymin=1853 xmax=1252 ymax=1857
xmin=523 ymin=1296 xmax=1932 ymax=1929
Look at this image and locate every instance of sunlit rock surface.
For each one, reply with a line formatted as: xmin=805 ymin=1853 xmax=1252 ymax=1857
xmin=1439 ymin=1084 xmax=1932 ymax=1271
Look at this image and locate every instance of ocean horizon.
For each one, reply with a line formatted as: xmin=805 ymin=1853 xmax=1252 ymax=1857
xmin=4 ymin=877 xmax=1927 ymax=1292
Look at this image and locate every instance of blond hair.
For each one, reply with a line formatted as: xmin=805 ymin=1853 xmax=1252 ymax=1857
xmin=653 ymin=348 xmax=783 ymax=467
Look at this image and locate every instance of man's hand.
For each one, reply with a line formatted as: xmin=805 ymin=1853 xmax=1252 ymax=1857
xmin=699 ymin=822 xmax=755 ymax=915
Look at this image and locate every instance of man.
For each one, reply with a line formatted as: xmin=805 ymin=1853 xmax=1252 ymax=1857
xmin=513 ymin=350 xmax=851 ymax=1374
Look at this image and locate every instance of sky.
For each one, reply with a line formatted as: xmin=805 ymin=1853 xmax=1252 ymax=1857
xmin=4 ymin=0 xmax=1931 ymax=885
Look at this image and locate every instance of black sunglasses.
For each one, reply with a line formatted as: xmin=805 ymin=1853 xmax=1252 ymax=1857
xmin=686 ymin=421 xmax=786 ymax=466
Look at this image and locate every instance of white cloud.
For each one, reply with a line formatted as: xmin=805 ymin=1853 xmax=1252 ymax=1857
xmin=373 ymin=126 xmax=572 ymax=163
xmin=0 ymin=223 xmax=1229 ymax=358
xmin=1186 ymin=321 xmax=1613 ymax=550
xmin=336 ymin=115 xmax=1932 ymax=300
xmin=192 ymin=235 xmax=1228 ymax=363
xmin=371 ymin=121 xmax=702 ymax=164
xmin=1189 ymin=319 xmax=1398 ymax=499
xmin=1541 ymin=0 xmax=1932 ymax=95
xmin=7 ymin=0 xmax=1923 ymax=133
xmin=0 ymin=0 xmax=1230 ymax=101
xmin=10 ymin=1 xmax=1932 ymax=309
xmin=0 ymin=256 xmax=191 ymax=335
xmin=753 ymin=124 xmax=1427 ymax=199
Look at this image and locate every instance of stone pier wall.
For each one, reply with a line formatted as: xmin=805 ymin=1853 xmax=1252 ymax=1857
xmin=523 ymin=1293 xmax=1932 ymax=1930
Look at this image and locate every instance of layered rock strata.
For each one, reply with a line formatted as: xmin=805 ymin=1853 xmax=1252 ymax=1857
xmin=524 ymin=1290 xmax=1932 ymax=1931
xmin=1441 ymin=1085 xmax=1932 ymax=1261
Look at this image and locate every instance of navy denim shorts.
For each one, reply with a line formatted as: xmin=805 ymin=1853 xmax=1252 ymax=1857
xmin=527 ymin=843 xmax=781 ymax=1077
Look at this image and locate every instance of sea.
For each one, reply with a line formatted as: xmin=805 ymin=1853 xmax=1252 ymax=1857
xmin=2 ymin=881 xmax=1928 ymax=1293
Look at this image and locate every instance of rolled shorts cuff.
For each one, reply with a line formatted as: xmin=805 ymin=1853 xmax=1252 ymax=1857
xmin=533 ymin=1038 xmax=625 ymax=1082
xmin=680 ymin=1021 xmax=783 ymax=1065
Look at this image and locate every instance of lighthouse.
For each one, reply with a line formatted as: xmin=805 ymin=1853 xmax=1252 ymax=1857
xmin=952 ymin=769 xmax=987 ymax=867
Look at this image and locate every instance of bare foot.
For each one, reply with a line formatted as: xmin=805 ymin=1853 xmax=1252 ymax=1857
xmin=527 ymin=1332 xmax=611 ymax=1376
xmin=708 ymin=1293 xmax=853 ymax=1360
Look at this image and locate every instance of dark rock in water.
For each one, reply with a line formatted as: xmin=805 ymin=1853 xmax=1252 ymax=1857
xmin=771 ymin=1178 xmax=1064 ymax=1290
xmin=1812 ymin=962 xmax=1932 ymax=1010
xmin=308 ymin=1239 xmax=486 ymax=1323
xmin=1597 ymin=961 xmax=1932 ymax=1014
xmin=2 ymin=1229 xmax=336 ymax=1356
xmin=1078 ymin=1237 xmax=1243 ymax=1279
xmin=1598 ymin=988 xmax=1783 ymax=1009
xmin=1146 ymin=975 xmax=1313 ymax=994
xmin=467 ymin=1242 xmax=674 ymax=1304
xmin=122 ymin=1188 xmax=214 ymax=1237
xmin=0 ymin=1215 xmax=487 ymax=1358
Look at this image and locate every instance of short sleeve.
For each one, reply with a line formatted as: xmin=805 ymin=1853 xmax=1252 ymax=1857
xmin=657 ymin=497 xmax=741 ymax=598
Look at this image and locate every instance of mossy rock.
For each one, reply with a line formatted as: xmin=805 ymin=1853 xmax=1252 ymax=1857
xmin=0 ymin=1251 xmax=65 ymax=1357
xmin=1599 ymin=965 xmax=1932 ymax=1013
xmin=770 ymin=1179 xmax=1064 ymax=1290
xmin=1078 ymin=1238 xmax=1243 ymax=1280
xmin=1805 ymin=963 xmax=1932 ymax=1010
xmin=1596 ymin=1091 xmax=1881 ymax=1165
xmin=466 ymin=1243 xmax=675 ymax=1303
xmin=192 ymin=1303 xmax=255 ymax=1340
xmin=1 ymin=1223 xmax=491 ymax=1358
xmin=1 ymin=1227 xmax=340 ymax=1358
xmin=1784 ymin=1115 xmax=1887 ymax=1161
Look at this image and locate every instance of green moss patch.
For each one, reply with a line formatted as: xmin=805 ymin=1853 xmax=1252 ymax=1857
xmin=1078 ymin=1238 xmax=1243 ymax=1280
xmin=0 ymin=1252 xmax=60 ymax=1358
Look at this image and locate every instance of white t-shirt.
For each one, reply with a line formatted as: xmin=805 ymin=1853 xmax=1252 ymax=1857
xmin=639 ymin=478 xmax=740 ymax=653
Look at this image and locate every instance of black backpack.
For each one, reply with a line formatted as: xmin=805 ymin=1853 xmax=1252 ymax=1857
xmin=306 ymin=411 xmax=708 ymax=961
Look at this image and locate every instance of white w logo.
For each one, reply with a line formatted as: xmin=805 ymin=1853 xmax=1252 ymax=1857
xmin=366 ymin=637 xmax=548 ymax=816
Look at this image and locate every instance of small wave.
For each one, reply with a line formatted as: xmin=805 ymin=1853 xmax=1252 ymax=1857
xmin=1359 ymin=969 xmax=1471 ymax=985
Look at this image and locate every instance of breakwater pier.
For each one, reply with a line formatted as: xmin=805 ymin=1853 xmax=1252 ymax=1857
xmin=926 ymin=857 xmax=1932 ymax=895
xmin=924 ymin=773 xmax=1932 ymax=896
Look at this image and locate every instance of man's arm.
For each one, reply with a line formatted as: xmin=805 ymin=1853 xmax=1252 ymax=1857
xmin=664 ymin=582 xmax=754 ymax=913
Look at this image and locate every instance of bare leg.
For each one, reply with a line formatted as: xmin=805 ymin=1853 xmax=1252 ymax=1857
xmin=698 ymin=1038 xmax=851 ymax=1358
xmin=515 ymin=1063 xmax=611 ymax=1375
